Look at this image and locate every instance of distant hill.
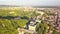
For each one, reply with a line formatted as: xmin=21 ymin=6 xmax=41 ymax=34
xmin=0 ymin=5 xmax=60 ymax=8
xmin=0 ymin=5 xmax=20 ymax=7
xmin=32 ymin=6 xmax=60 ymax=8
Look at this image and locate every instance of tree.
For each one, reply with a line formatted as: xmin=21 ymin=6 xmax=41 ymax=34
xmin=53 ymin=30 xmax=58 ymax=34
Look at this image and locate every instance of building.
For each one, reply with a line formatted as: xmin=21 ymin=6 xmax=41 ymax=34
xmin=28 ymin=21 xmax=37 ymax=31
xmin=18 ymin=28 xmax=35 ymax=34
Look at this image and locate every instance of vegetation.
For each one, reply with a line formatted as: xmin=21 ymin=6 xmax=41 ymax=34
xmin=53 ymin=30 xmax=59 ymax=34
xmin=0 ymin=8 xmax=41 ymax=34
xmin=0 ymin=8 xmax=30 ymax=34
xmin=0 ymin=19 xmax=28 ymax=34
xmin=0 ymin=8 xmax=59 ymax=34
xmin=38 ymin=20 xmax=49 ymax=34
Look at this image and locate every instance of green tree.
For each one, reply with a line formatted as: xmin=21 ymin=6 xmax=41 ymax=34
xmin=53 ymin=30 xmax=58 ymax=34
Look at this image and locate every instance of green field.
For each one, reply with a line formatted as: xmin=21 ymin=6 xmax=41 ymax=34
xmin=0 ymin=8 xmax=40 ymax=34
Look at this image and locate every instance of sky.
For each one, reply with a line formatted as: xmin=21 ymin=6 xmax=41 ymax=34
xmin=0 ymin=0 xmax=60 ymax=6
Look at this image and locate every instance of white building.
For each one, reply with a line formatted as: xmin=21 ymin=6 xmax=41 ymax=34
xmin=28 ymin=21 xmax=37 ymax=31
